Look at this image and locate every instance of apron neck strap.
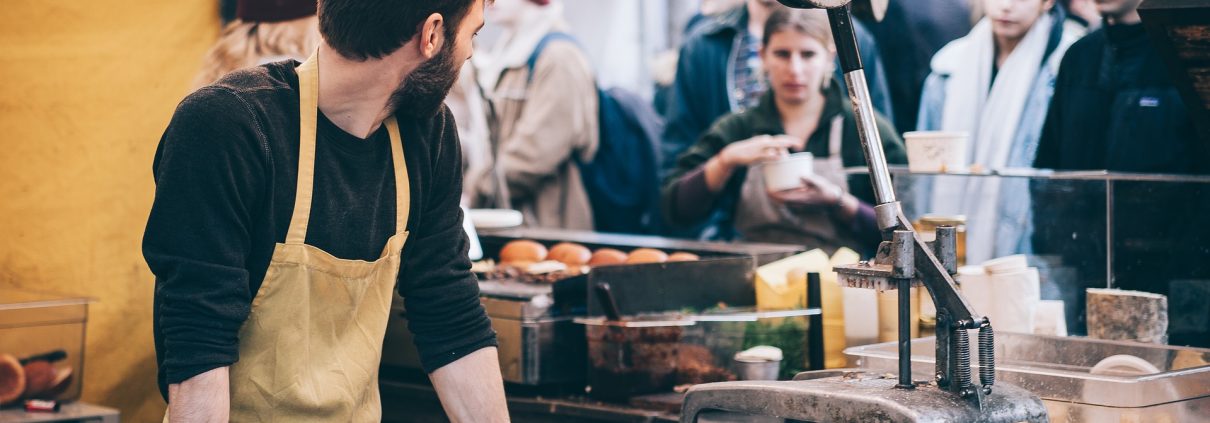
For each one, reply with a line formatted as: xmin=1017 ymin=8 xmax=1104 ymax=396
xmin=385 ymin=118 xmax=409 ymax=232
xmin=286 ymin=51 xmax=411 ymax=245
xmin=828 ymin=115 xmax=844 ymax=158
xmin=287 ymin=52 xmax=320 ymax=244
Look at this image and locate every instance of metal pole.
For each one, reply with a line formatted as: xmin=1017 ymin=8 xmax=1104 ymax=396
xmin=898 ymin=277 xmax=913 ymax=389
xmin=827 ymin=5 xmax=896 ymax=206
xmin=892 ymin=230 xmax=915 ymax=389
xmin=807 ymin=272 xmax=826 ymax=370
xmin=1106 ymin=180 xmax=1114 ymax=288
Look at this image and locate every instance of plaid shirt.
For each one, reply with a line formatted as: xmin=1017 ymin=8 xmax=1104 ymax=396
xmin=731 ymin=30 xmax=767 ymax=111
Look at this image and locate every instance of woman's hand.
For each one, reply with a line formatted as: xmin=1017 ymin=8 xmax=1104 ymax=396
xmin=718 ymin=135 xmax=798 ymax=169
xmin=705 ymin=135 xmax=798 ymax=192
xmin=768 ymin=174 xmax=860 ymax=220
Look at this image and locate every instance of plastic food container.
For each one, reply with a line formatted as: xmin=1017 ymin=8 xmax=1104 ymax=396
xmin=580 ymin=315 xmax=689 ymax=401
xmin=734 ymin=358 xmax=781 ymax=381
xmin=760 ymin=152 xmax=815 ymax=192
xmin=683 ymin=313 xmax=812 ymax=381
xmin=845 ymin=332 xmax=1210 ymax=422
xmin=578 ymin=309 xmax=817 ymax=400
xmin=0 ymin=288 xmax=90 ymax=403
xmin=903 ymin=131 xmax=968 ymax=173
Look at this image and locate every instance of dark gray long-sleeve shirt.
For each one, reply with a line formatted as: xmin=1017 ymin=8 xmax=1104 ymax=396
xmin=143 ymin=61 xmax=495 ymax=400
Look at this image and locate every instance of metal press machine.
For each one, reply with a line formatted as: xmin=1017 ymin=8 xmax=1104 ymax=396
xmin=680 ymin=1 xmax=1051 ymax=421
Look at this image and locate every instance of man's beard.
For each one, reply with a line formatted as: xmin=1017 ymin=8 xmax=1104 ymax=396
xmin=389 ymin=41 xmax=460 ymax=119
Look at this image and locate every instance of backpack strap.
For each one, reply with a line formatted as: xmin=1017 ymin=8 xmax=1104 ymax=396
xmin=525 ymin=32 xmax=581 ymax=84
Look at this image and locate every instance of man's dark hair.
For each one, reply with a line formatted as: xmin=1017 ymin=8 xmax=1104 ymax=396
xmin=318 ymin=0 xmax=477 ymax=61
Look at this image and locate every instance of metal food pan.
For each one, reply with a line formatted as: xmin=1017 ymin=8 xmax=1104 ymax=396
xmin=845 ymin=332 xmax=1210 ymax=421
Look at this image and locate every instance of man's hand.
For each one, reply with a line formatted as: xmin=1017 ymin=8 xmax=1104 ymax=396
xmin=430 ymin=347 xmax=510 ymax=422
xmin=167 ymin=367 xmax=230 ymax=423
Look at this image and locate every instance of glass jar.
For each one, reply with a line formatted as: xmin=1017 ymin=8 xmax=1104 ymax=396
xmin=913 ymin=215 xmax=967 ymax=266
xmin=912 ymin=215 xmax=967 ymax=329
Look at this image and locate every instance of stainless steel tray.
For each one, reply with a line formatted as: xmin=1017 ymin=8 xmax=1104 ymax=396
xmin=845 ymin=333 xmax=1210 ymax=421
xmin=382 ymin=301 xmax=585 ymax=386
xmin=573 ymin=308 xmax=821 ymax=327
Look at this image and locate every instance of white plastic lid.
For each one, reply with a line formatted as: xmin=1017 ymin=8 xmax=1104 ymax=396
xmin=735 ymin=346 xmax=784 ymax=362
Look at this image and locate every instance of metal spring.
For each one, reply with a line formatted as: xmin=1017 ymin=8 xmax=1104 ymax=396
xmin=979 ymin=325 xmax=995 ymax=388
xmin=953 ymin=328 xmax=972 ymax=390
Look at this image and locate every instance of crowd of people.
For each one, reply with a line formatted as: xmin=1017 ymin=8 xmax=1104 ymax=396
xmin=452 ymin=0 xmax=1201 ymax=259
xmin=144 ymin=1 xmax=1207 ymax=418
xmin=189 ymin=0 xmax=1203 ymax=257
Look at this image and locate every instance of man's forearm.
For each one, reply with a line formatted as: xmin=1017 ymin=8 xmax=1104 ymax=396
xmin=167 ymin=366 xmax=230 ymax=423
xmin=430 ymin=347 xmax=509 ymax=422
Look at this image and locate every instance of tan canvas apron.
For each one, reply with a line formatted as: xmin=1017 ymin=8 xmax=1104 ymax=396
xmin=165 ymin=52 xmax=410 ymax=422
xmin=734 ymin=115 xmax=858 ymax=253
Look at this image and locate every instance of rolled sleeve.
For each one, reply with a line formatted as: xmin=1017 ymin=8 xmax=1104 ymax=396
xmin=399 ymin=109 xmax=497 ymax=372
xmin=144 ymin=87 xmax=265 ymax=393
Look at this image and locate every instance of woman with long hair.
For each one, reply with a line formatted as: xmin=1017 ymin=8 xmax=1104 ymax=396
xmin=662 ymin=8 xmax=906 ymax=255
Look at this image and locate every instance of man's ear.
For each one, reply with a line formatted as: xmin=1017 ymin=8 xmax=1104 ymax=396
xmin=419 ymin=13 xmax=446 ymax=59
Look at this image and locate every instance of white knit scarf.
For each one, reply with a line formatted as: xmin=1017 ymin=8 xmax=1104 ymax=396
xmin=930 ymin=13 xmax=1054 ymax=263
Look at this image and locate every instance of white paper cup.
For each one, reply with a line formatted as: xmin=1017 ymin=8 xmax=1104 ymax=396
xmin=904 ymin=131 xmax=968 ymax=173
xmin=761 ymin=152 xmax=814 ymax=192
xmin=983 ymin=267 xmax=1041 ymax=333
xmin=1033 ymin=300 xmax=1067 ymax=336
xmin=983 ymin=254 xmax=1029 ymax=275
xmin=842 ymin=286 xmax=879 ymax=347
xmin=958 ymin=266 xmax=993 ymax=320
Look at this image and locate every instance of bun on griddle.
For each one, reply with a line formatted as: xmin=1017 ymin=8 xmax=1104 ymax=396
xmin=549 ymin=243 xmax=592 ymax=266
xmin=499 ymin=240 xmax=548 ymax=265
xmin=589 ymin=248 xmax=628 ymax=267
xmin=626 ymin=248 xmax=669 ymax=264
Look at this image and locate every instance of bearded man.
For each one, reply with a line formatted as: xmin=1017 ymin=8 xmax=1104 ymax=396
xmin=143 ymin=1 xmax=509 ymax=421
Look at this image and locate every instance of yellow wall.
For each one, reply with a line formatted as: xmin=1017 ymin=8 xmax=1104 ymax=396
xmin=0 ymin=1 xmax=219 ymax=420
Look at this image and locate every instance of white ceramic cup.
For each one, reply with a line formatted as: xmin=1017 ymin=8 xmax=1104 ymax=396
xmin=761 ymin=152 xmax=814 ymax=192
xmin=903 ymin=131 xmax=968 ymax=173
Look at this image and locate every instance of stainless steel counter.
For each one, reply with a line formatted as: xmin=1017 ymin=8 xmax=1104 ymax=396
xmin=847 ymin=333 xmax=1210 ymax=422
